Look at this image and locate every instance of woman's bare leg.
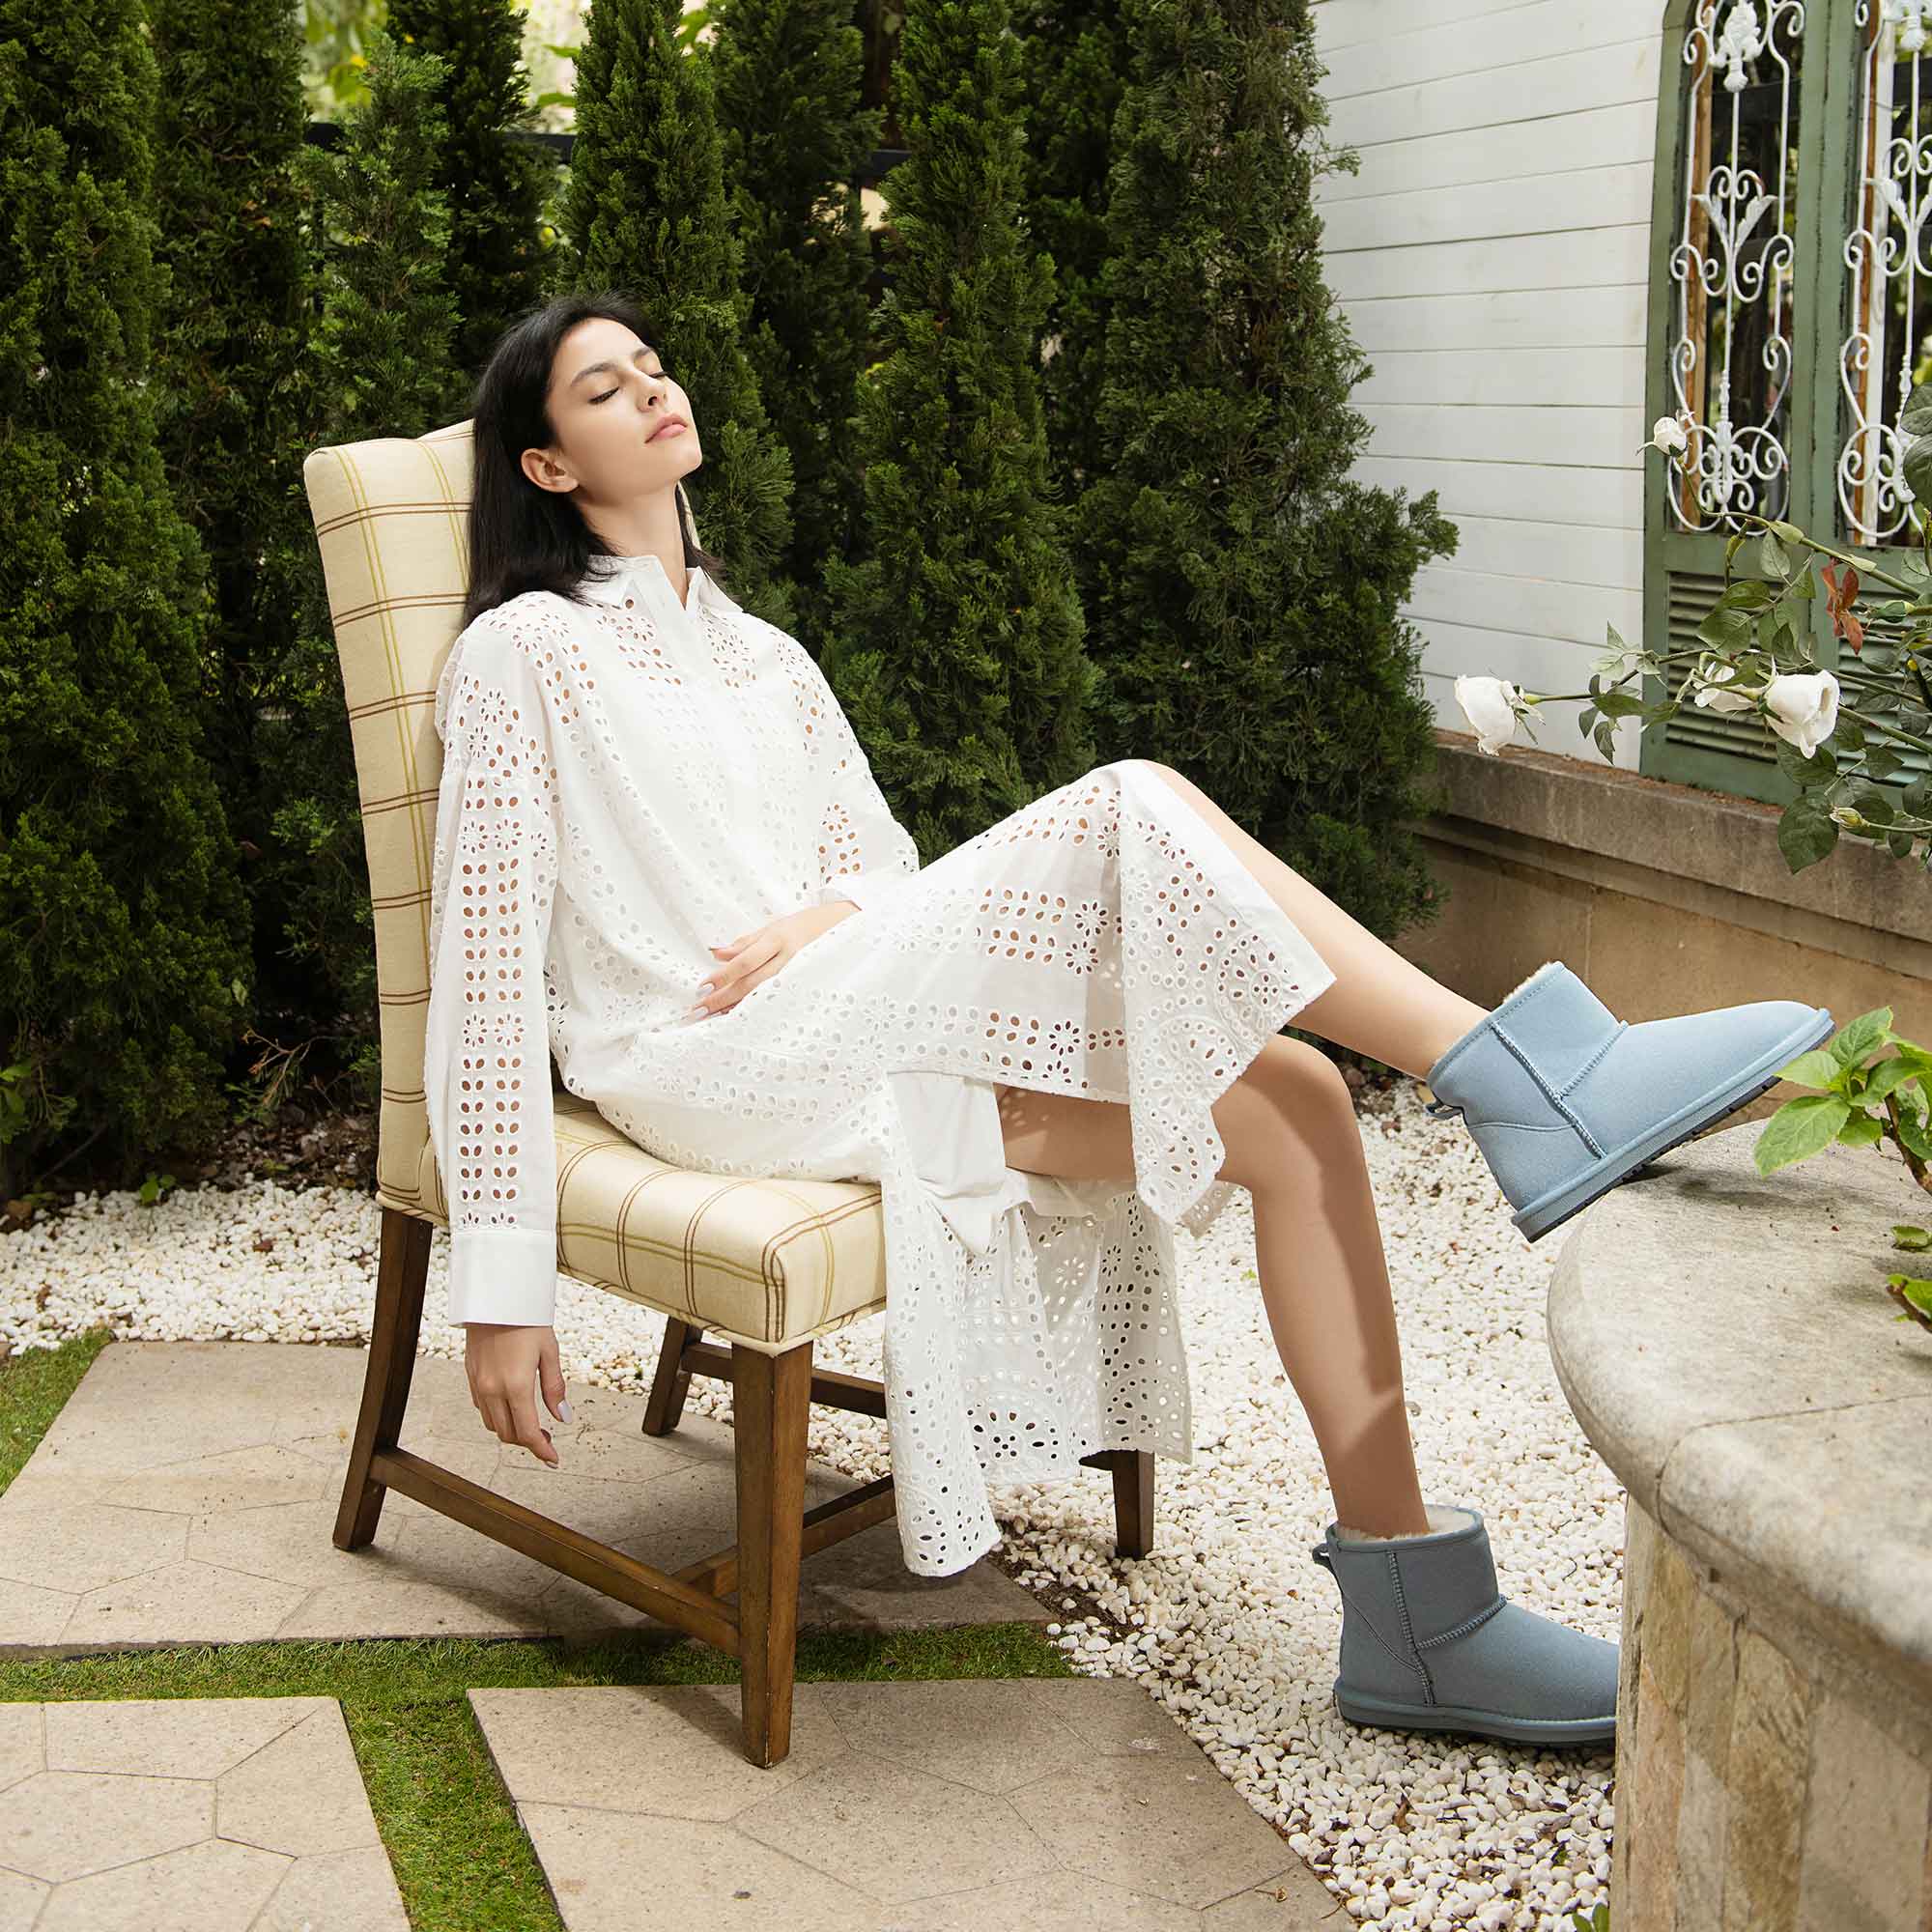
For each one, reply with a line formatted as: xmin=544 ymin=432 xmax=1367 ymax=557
xmin=1135 ymin=761 xmax=1492 ymax=1080
xmin=995 ymin=1041 xmax=1431 ymax=1537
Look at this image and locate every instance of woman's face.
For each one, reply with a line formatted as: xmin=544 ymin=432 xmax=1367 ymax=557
xmin=523 ymin=316 xmax=700 ymax=509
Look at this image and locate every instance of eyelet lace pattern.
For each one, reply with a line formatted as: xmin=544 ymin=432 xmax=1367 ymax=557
xmin=423 ymin=558 xmax=1336 ymax=1574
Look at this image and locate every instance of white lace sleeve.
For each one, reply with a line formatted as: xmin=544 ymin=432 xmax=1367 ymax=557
xmin=787 ymin=639 xmax=921 ymax=914
xmin=424 ymin=622 xmax=564 ymax=1328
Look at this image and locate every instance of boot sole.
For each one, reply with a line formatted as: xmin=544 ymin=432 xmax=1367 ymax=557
xmin=1513 ymin=1007 xmax=1836 ymax=1245
xmin=1333 ymin=1684 xmax=1614 ymax=1747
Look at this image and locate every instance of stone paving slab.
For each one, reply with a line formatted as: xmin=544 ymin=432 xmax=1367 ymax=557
xmin=469 ymin=1677 xmax=1345 ymax=1931
xmin=0 ymin=1695 xmax=406 ymax=1930
xmin=0 ymin=1342 xmax=1049 ymax=1654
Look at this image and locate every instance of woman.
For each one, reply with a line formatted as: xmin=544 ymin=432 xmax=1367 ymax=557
xmin=427 ymin=290 xmax=1833 ymax=1748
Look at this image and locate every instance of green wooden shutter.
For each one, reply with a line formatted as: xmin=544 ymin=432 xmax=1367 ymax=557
xmin=1643 ymin=0 xmax=1822 ymax=804
xmin=1641 ymin=0 xmax=1932 ymax=805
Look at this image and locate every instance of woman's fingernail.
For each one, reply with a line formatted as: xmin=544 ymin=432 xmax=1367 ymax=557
xmin=683 ymin=1004 xmax=705 ymax=1019
xmin=558 ymin=1399 xmax=574 ymax=1424
xmin=696 ymin=981 xmax=714 ymax=995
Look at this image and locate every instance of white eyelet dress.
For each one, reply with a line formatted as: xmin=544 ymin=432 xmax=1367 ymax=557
xmin=425 ymin=551 xmax=1337 ymax=1577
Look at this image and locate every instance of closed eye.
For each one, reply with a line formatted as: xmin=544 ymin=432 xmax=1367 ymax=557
xmin=591 ymin=367 xmax=666 ymax=405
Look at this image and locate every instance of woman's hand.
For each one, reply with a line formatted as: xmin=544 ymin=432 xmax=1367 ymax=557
xmin=686 ymin=902 xmax=858 ymax=1021
xmin=465 ymin=1322 xmax=570 ymax=1466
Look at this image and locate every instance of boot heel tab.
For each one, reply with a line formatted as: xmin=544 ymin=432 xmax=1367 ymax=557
xmin=1311 ymin=1544 xmax=1333 ymax=1570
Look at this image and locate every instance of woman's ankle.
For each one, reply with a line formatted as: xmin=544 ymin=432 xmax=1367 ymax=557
xmin=1335 ymin=1507 xmax=1436 ymax=1541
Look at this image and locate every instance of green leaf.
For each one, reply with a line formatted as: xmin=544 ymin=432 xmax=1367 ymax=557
xmin=1839 ymin=1112 xmax=1885 ymax=1147
xmin=1776 ymin=791 xmax=1839 ymax=871
xmin=1778 ymin=1047 xmax=1849 ymax=1090
xmin=1775 ymin=735 xmax=1838 ymax=785
xmin=1832 ymin=1007 xmax=1897 ymax=1067
xmin=1865 ymin=1053 xmax=1926 ymax=1103
xmin=1752 ymin=1094 xmax=1853 ymax=1172
xmin=1760 ymin=530 xmax=1791 ymax=578
xmin=1892 ymin=1223 xmax=1932 ymax=1251
xmin=1898 ymin=1101 xmax=1932 ymax=1162
xmin=1718 ymin=578 xmax=1776 ymax=611
xmin=1831 ymin=713 xmax=1867 ymax=753
xmin=1697 ymin=606 xmax=1755 ymax=650
xmin=1900 ymin=382 xmax=1932 ymax=438
xmin=1886 ymin=1274 xmax=1932 ymax=1319
xmin=1903 ymin=437 xmax=1932 ymax=514
xmin=1853 ymin=786 xmax=1897 ymax=825
xmin=1770 ymin=519 xmax=1806 ymax=543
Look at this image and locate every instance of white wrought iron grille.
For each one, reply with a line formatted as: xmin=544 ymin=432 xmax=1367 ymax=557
xmin=1666 ymin=0 xmax=1804 ymax=536
xmin=1839 ymin=0 xmax=1932 ymax=546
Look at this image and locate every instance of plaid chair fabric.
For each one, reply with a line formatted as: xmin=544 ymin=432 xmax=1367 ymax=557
xmin=301 ymin=419 xmax=889 ymax=1353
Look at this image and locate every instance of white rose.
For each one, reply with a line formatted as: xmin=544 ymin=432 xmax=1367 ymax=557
xmin=1643 ymin=414 xmax=1689 ymax=457
xmin=1763 ymin=669 xmax=1840 ymax=758
xmin=1455 ymin=675 xmax=1523 ymax=755
xmin=1690 ymin=658 xmax=1759 ymax=714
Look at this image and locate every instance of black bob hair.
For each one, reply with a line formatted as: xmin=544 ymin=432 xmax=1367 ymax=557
xmin=460 ymin=290 xmax=727 ymax=633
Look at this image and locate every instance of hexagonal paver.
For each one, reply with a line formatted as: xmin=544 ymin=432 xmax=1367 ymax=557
xmin=0 ymin=1503 xmax=187 ymax=1598
xmin=468 ymin=1678 xmax=1343 ymax=1931
xmin=0 ymin=1868 xmax=47 ymax=1932
xmin=217 ymin=1709 xmax=384 ymax=1857
xmin=62 ymin=1559 xmax=306 ymax=1646
xmin=33 ymin=1837 xmax=288 ymax=1932
xmin=0 ymin=1341 xmax=1048 ymax=1651
xmin=106 ymin=1443 xmax=330 ymax=1516
xmin=0 ymin=1699 xmax=406 ymax=1930
xmin=0 ymin=1770 xmax=211 ymax=1883
xmin=45 ymin=1696 xmax=308 ymax=1779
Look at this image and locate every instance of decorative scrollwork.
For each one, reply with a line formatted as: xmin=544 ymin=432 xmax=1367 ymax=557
xmin=1839 ymin=1 xmax=1932 ymax=544
xmin=1666 ymin=1 xmax=1804 ymax=534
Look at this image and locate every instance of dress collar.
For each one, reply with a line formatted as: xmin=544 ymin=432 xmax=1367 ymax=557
xmin=579 ymin=550 xmax=710 ymax=613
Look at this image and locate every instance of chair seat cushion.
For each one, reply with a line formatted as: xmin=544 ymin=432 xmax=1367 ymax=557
xmin=389 ymin=1092 xmax=888 ymax=1351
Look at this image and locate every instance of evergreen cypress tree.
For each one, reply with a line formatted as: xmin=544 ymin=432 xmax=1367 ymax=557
xmin=565 ymin=0 xmax=796 ymax=631
xmin=293 ymin=30 xmax=465 ymax=442
xmin=149 ymin=0 xmax=329 ymax=1039
xmin=820 ymin=0 xmax=1100 ymax=855
xmin=1015 ymin=0 xmax=1130 ymax=517
xmin=253 ymin=27 xmax=465 ymax=1101
xmin=1078 ymin=0 xmax=1457 ymax=941
xmin=710 ymin=0 xmax=879 ymax=643
xmin=0 ymin=3 xmax=252 ymax=1189
xmin=386 ymin=0 xmax=560 ymax=384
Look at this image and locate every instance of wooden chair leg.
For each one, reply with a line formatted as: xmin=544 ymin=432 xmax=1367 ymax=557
xmin=733 ymin=1341 xmax=812 ymax=1768
xmin=1113 ymin=1449 xmax=1155 ymax=1559
xmin=641 ymin=1316 xmax=703 ymax=1436
xmin=334 ymin=1205 xmax=433 ymax=1550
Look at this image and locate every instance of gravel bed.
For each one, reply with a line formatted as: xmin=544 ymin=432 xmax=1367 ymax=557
xmin=0 ymin=1077 xmax=1616 ymax=1931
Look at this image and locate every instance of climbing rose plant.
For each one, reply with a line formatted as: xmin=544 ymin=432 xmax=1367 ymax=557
xmin=1452 ymin=391 xmax=1932 ymax=1325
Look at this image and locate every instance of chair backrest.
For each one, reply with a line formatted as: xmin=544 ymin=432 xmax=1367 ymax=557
xmin=300 ymin=418 xmax=697 ymax=1216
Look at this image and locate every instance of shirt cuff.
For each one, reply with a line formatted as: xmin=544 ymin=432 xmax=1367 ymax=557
xmin=446 ymin=1226 xmax=559 ymax=1327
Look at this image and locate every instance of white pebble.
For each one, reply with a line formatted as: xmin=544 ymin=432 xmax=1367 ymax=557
xmin=1 ymin=1084 xmax=1620 ymax=1928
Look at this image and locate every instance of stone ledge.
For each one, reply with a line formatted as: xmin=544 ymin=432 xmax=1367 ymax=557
xmin=1406 ymin=729 xmax=1930 ymax=950
xmin=1547 ymin=1119 xmax=1932 ymax=1706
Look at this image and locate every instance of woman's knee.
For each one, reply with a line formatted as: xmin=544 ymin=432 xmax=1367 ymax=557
xmin=1213 ymin=1038 xmax=1357 ymax=1189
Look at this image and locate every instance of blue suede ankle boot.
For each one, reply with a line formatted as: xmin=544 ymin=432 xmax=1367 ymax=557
xmin=1312 ymin=1502 xmax=1618 ymax=1747
xmin=1421 ymin=960 xmax=1834 ymax=1243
